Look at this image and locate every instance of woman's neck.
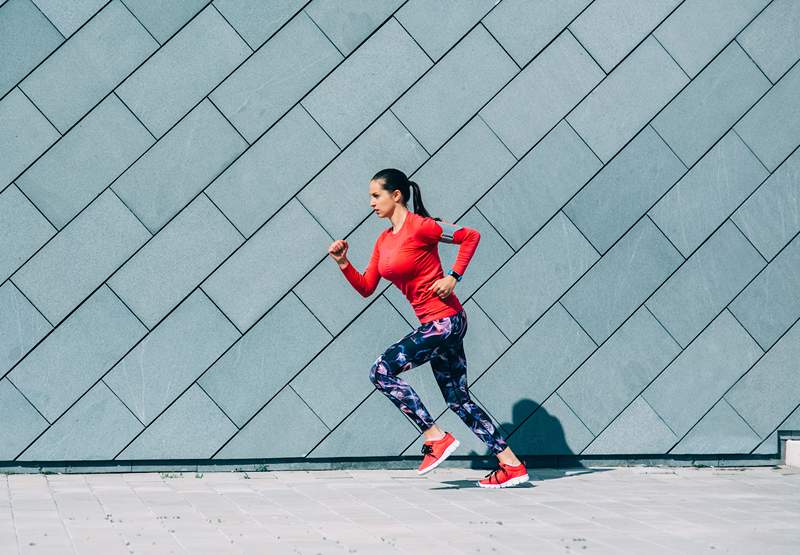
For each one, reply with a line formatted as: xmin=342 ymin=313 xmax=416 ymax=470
xmin=391 ymin=207 xmax=409 ymax=233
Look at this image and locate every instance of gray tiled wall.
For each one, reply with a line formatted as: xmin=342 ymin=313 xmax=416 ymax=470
xmin=1 ymin=0 xmax=799 ymax=464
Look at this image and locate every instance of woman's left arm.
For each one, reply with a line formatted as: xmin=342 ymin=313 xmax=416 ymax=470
xmin=419 ymin=218 xmax=481 ymax=277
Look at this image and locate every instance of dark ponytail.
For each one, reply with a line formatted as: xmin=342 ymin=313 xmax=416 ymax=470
xmin=371 ymin=168 xmax=440 ymax=221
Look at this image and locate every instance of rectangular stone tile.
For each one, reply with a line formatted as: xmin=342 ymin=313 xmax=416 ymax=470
xmin=116 ymin=5 xmax=250 ymax=138
xmin=557 ymin=306 xmax=680 ymax=436
xmin=654 ymin=0 xmax=770 ymax=77
xmin=670 ymin=399 xmax=761 ymax=454
xmin=651 ymin=41 xmax=771 ymax=166
xmin=206 ymin=104 xmax=339 ymax=237
xmin=396 ymin=0 xmax=494 ymax=62
xmin=290 ymin=297 xmax=411 ymax=429
xmin=111 ymin=99 xmax=246 ymax=234
xmin=480 ymin=30 xmax=604 ymax=158
xmin=31 ymin=0 xmax=105 ymax=37
xmin=11 ymin=189 xmax=150 ymax=325
xmin=210 ymin=12 xmax=342 ymax=143
xmin=583 ymin=396 xmax=678 ymax=455
xmin=739 ymin=0 xmax=800 ymax=82
xmin=649 ymin=131 xmax=768 ymax=257
xmin=405 ymin=116 xmax=516 ymax=221
xmin=201 ymin=198 xmax=333 ymax=331
xmin=103 ymin=289 xmax=240 ymax=425
xmin=566 ymin=36 xmax=688 ymax=162
xmin=470 ymin=303 xmax=596 ymax=433
xmin=508 ymin=393 xmax=595 ymax=455
xmin=735 ymin=61 xmax=800 ymax=170
xmin=8 ymin=285 xmax=146 ymax=422
xmin=732 ymin=147 xmax=800 ymax=260
xmin=213 ymin=0 xmax=304 ymax=50
xmin=473 ymin=212 xmax=599 ymax=342
xmin=298 ymin=110 xmax=428 ymax=240
xmin=308 ymin=390 xmax=419 ymax=458
xmin=215 ymin=386 xmax=329 ymax=459
xmin=19 ymin=0 xmax=157 ymax=132
xmin=121 ymin=0 xmax=206 ymax=43
xmin=0 ymin=185 xmax=54 ymax=282
xmin=117 ymin=384 xmax=237 ymax=460
xmin=301 ymin=17 xmax=431 ymax=147
xmin=305 ymin=0 xmax=401 ymax=55
xmin=569 ymin=0 xmax=680 ymax=72
xmin=392 ymin=23 xmax=517 ymax=153
xmin=0 ymin=281 xmax=51 ymax=375
xmin=0 ymin=0 xmax=63 ymax=97
xmin=483 ymin=0 xmax=590 ymax=67
xmin=19 ymin=381 xmax=143 ymax=461
xmin=730 ymin=234 xmax=800 ymax=350
xmin=562 ymin=217 xmax=683 ymax=344
xmin=0 ymin=89 xmax=59 ymax=190
xmin=645 ymin=220 xmax=766 ymax=348
xmin=107 ymin=195 xmax=242 ymax=328
xmin=752 ymin=403 xmax=800 ymax=455
xmin=15 ymin=94 xmax=154 ymax=229
xmin=642 ymin=310 xmax=762 ymax=438
xmin=199 ymin=294 xmax=331 ymax=427
xmin=0 ymin=378 xmax=48 ymax=459
xmin=564 ymin=126 xmax=685 ymax=254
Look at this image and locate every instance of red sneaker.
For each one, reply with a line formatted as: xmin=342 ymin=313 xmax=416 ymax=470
xmin=477 ymin=462 xmax=529 ymax=488
xmin=417 ymin=432 xmax=460 ymax=475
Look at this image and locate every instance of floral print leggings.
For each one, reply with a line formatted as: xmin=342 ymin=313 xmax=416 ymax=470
xmin=369 ymin=308 xmax=508 ymax=455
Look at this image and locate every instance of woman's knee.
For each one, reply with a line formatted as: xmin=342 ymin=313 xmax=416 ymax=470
xmin=369 ymin=356 xmax=390 ymax=388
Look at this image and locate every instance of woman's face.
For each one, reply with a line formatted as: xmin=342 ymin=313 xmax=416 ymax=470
xmin=369 ymin=180 xmax=403 ymax=218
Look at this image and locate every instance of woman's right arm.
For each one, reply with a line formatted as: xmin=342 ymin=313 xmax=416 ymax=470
xmin=338 ymin=237 xmax=382 ymax=297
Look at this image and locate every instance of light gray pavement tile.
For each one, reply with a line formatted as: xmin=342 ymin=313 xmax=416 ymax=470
xmin=8 ymin=284 xmax=145 ymax=422
xmin=209 ymin=11 xmax=342 ymax=143
xmin=649 ymin=130 xmax=769 ymax=258
xmin=654 ymin=0 xmax=770 ymax=77
xmin=304 ymin=0 xmax=402 ymax=56
xmin=19 ymin=0 xmax=157 ymax=133
xmin=566 ymin=35 xmax=689 ymax=162
xmin=15 ymin=93 xmax=154 ymax=229
xmin=301 ymin=17 xmax=432 ymax=147
xmin=732 ymin=147 xmax=800 ymax=261
xmin=391 ymin=23 xmax=518 ymax=153
xmin=0 ymin=0 xmax=63 ymax=98
xmin=116 ymin=4 xmax=251 ymax=138
xmin=569 ymin=0 xmax=680 ymax=72
xmin=483 ymin=0 xmax=591 ymax=67
xmin=107 ymin=193 xmax=243 ymax=328
xmin=10 ymin=189 xmax=151 ymax=325
xmin=0 ymin=185 xmax=54 ymax=283
xmin=480 ymin=30 xmax=604 ymax=159
xmin=0 ymin=89 xmax=59 ymax=191
xmin=213 ymin=0 xmax=305 ymax=50
xmin=735 ymin=60 xmax=800 ymax=171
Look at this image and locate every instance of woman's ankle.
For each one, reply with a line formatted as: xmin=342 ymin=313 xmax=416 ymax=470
xmin=422 ymin=426 xmax=446 ymax=442
xmin=496 ymin=447 xmax=522 ymax=466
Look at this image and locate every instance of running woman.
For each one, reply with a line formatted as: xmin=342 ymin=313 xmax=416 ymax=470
xmin=327 ymin=168 xmax=529 ymax=489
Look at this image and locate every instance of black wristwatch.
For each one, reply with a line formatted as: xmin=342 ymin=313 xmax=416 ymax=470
xmin=448 ymin=270 xmax=462 ymax=282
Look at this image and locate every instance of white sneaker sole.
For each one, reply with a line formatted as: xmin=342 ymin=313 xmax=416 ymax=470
xmin=417 ymin=439 xmax=460 ymax=475
xmin=476 ymin=473 xmax=530 ymax=488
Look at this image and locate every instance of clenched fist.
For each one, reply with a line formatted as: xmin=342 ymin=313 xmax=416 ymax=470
xmin=328 ymin=239 xmax=349 ymax=266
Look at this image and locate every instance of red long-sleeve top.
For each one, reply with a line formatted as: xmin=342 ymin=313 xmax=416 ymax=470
xmin=339 ymin=211 xmax=480 ymax=324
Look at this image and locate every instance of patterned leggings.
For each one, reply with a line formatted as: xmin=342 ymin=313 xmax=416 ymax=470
xmin=369 ymin=309 xmax=508 ymax=455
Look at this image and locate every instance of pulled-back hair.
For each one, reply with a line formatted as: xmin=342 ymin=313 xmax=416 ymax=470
xmin=371 ymin=168 xmax=440 ymax=221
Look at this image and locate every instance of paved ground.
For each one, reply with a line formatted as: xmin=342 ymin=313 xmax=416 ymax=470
xmin=1 ymin=465 xmax=798 ymax=554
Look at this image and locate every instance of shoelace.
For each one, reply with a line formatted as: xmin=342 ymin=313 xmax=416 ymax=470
xmin=483 ymin=467 xmax=507 ymax=484
xmin=421 ymin=444 xmax=436 ymax=457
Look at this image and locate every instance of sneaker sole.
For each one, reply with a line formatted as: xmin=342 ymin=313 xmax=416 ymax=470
xmin=476 ymin=473 xmax=530 ymax=489
xmin=417 ymin=439 xmax=460 ymax=475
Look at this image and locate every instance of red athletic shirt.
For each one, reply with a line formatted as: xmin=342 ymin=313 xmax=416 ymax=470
xmin=339 ymin=211 xmax=481 ymax=324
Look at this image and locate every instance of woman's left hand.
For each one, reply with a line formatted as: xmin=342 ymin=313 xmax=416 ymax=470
xmin=428 ymin=275 xmax=457 ymax=299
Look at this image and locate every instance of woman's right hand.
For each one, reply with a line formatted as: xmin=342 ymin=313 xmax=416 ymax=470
xmin=328 ymin=239 xmax=349 ymax=265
